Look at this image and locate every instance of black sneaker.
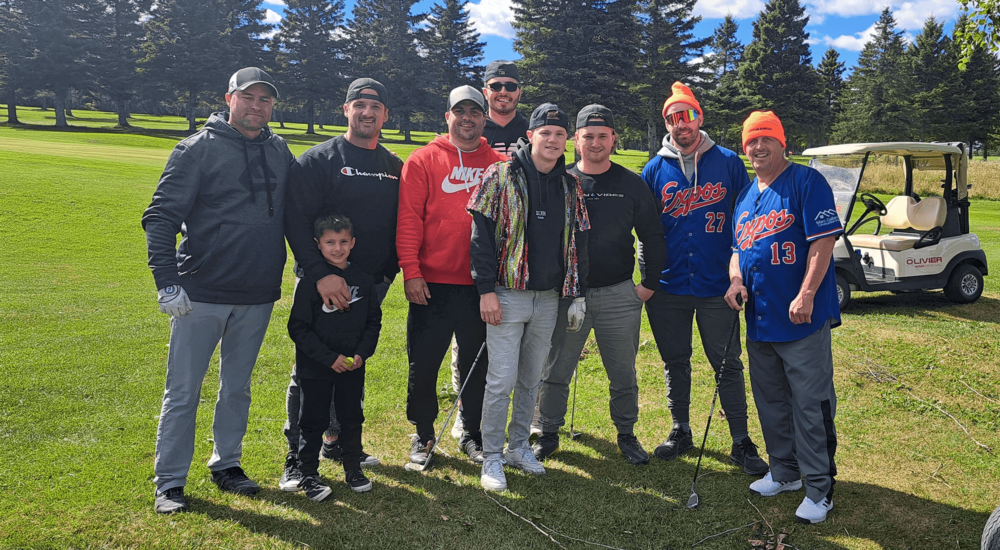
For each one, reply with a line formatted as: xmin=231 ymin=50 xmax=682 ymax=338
xmin=409 ymin=434 xmax=433 ymax=464
xmin=531 ymin=431 xmax=559 ymax=461
xmin=730 ymin=437 xmax=769 ymax=476
xmin=460 ymin=434 xmax=485 ymax=464
xmin=345 ymin=467 xmax=372 ymax=493
xmin=279 ymin=453 xmax=304 ymax=492
xmin=211 ymin=466 xmax=260 ymax=495
xmin=321 ymin=440 xmax=343 ymax=461
xmin=617 ymin=433 xmax=650 ymax=465
xmin=154 ymin=487 xmax=189 ymax=514
xmin=299 ymin=476 xmax=333 ymax=502
xmin=653 ymin=427 xmax=693 ymax=461
xmin=359 ymin=451 xmax=381 ymax=467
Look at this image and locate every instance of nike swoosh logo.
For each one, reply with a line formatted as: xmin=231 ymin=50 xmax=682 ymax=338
xmin=441 ymin=177 xmax=479 ymax=194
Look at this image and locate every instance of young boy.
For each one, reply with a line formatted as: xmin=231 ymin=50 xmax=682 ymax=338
xmin=286 ymin=213 xmax=382 ymax=501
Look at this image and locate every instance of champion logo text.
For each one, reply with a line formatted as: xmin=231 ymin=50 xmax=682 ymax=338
xmin=341 ymin=166 xmax=399 ymax=180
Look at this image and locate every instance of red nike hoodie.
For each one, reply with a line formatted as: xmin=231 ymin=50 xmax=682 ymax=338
xmin=397 ymin=135 xmax=505 ymax=284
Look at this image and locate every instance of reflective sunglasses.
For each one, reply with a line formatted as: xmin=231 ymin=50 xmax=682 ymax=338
xmin=487 ymin=81 xmax=519 ymax=92
xmin=665 ymin=109 xmax=699 ymax=125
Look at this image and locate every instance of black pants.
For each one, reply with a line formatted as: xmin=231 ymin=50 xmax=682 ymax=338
xmin=298 ymin=367 xmax=365 ymax=476
xmin=406 ymin=283 xmax=488 ymax=441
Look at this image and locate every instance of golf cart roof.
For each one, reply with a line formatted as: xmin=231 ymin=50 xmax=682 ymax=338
xmin=802 ymin=142 xmax=965 ymax=167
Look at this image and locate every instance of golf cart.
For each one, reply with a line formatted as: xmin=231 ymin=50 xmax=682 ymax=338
xmin=800 ymin=142 xmax=988 ymax=310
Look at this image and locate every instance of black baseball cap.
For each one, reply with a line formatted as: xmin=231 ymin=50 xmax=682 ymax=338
xmin=447 ymin=85 xmax=487 ymax=111
xmin=528 ymin=103 xmax=569 ymax=130
xmin=228 ymin=67 xmax=278 ymax=98
xmin=484 ymin=60 xmax=519 ymax=83
xmin=576 ymin=104 xmax=615 ymax=131
xmin=345 ymin=78 xmax=388 ymax=108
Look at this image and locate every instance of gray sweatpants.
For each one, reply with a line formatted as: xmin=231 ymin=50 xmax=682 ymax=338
xmin=538 ymin=280 xmax=643 ymax=434
xmin=481 ymin=288 xmax=559 ymax=456
xmin=153 ymin=301 xmax=273 ymax=492
xmin=747 ymin=321 xmax=837 ymax=502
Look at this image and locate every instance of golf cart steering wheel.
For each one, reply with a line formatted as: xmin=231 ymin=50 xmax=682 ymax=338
xmin=860 ymin=193 xmax=887 ymax=216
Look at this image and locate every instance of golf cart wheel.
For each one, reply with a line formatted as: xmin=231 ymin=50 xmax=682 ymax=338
xmin=984 ymin=503 xmax=1000 ymax=550
xmin=944 ymin=263 xmax=984 ymax=304
xmin=836 ymin=273 xmax=851 ymax=310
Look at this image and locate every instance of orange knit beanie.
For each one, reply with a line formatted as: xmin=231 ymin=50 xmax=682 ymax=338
xmin=741 ymin=110 xmax=786 ymax=150
xmin=661 ymin=82 xmax=702 ymax=120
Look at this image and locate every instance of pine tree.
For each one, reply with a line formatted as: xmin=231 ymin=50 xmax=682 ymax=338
xmin=633 ymin=0 xmax=706 ymax=157
xmin=423 ymin=0 xmax=485 ymax=97
xmin=272 ymin=0 xmax=348 ymax=134
xmin=222 ymin=0 xmax=271 ymax=69
xmin=815 ymin=48 xmax=844 ymax=144
xmin=347 ymin=0 xmax=433 ymax=142
xmin=699 ymin=15 xmax=748 ymax=150
xmin=833 ymin=8 xmax=913 ymax=143
xmin=954 ymin=14 xmax=1000 ymax=158
xmin=908 ymin=18 xmax=960 ymax=141
xmin=93 ymin=0 xmax=152 ymax=127
xmin=738 ymin=0 xmax=826 ymax=149
xmin=0 ymin=0 xmax=28 ymax=123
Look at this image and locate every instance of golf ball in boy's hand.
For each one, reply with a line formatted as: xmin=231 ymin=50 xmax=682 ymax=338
xmin=343 ymin=357 xmax=354 ymax=368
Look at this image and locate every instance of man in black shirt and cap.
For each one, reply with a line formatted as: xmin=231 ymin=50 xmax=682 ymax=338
xmin=481 ymin=60 xmax=528 ymax=158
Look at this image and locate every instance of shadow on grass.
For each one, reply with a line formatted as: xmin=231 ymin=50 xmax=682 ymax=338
xmin=0 ymin=120 xmax=194 ymax=142
xmin=178 ymin=433 xmax=990 ymax=549
xmin=845 ymin=291 xmax=1000 ymax=324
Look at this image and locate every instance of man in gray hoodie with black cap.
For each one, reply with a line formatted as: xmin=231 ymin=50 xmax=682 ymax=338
xmin=142 ymin=67 xmax=295 ymax=514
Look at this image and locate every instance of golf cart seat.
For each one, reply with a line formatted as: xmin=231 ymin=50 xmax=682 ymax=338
xmin=849 ymin=195 xmax=946 ymax=251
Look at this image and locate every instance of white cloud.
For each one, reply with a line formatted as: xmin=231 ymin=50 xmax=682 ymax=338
xmin=819 ymin=22 xmax=877 ymax=51
xmin=465 ymin=0 xmax=516 ymax=39
xmin=264 ymin=8 xmax=282 ymax=25
xmin=892 ymin=0 xmax=958 ymax=30
xmin=263 ymin=0 xmax=286 ymax=7
xmin=692 ymin=0 xmax=766 ymax=19
xmin=805 ymin=0 xmax=959 ymax=30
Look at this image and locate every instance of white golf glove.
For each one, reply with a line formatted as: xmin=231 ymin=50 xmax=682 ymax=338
xmin=566 ymin=297 xmax=587 ymax=333
xmin=158 ymin=285 xmax=192 ymax=317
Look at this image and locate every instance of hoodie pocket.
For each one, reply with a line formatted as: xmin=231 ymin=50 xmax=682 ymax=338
xmin=196 ymin=223 xmax=286 ymax=291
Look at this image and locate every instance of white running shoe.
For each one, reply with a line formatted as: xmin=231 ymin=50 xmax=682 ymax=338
xmin=503 ymin=445 xmax=546 ymax=476
xmin=481 ymin=456 xmax=507 ymax=492
xmin=795 ymin=496 xmax=834 ymax=524
xmin=451 ymin=413 xmax=464 ymax=440
xmin=749 ymin=471 xmax=803 ymax=497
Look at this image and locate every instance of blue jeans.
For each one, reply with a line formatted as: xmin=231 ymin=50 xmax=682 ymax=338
xmin=480 ymin=288 xmax=559 ymax=456
xmin=154 ymin=301 xmax=273 ymax=492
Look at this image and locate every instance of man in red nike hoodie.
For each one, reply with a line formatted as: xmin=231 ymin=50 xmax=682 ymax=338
xmin=397 ymin=86 xmax=505 ymax=465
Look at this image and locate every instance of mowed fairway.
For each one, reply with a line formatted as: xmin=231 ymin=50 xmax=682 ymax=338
xmin=1 ymin=110 xmax=999 ymax=549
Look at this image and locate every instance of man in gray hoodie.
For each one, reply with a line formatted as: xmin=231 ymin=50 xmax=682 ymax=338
xmin=142 ymin=67 xmax=295 ymax=514
xmin=639 ymin=82 xmax=767 ymax=476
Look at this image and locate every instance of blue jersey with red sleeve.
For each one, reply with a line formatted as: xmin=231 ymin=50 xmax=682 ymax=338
xmin=641 ymin=145 xmax=750 ymax=296
xmin=732 ymin=163 xmax=843 ymax=343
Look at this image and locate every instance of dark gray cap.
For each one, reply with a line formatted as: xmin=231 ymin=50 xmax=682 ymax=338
xmin=228 ymin=67 xmax=278 ymax=98
xmin=447 ymin=85 xmax=487 ymax=111
xmin=576 ymin=104 xmax=615 ymax=131
xmin=528 ymin=103 xmax=569 ymax=130
xmin=484 ymin=60 xmax=519 ymax=83
xmin=345 ymin=78 xmax=388 ymax=108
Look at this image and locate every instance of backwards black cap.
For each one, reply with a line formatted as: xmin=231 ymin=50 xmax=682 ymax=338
xmin=529 ymin=103 xmax=569 ymax=130
xmin=345 ymin=78 xmax=388 ymax=108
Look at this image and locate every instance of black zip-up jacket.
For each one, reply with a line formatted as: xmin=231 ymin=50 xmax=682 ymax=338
xmin=142 ymin=112 xmax=295 ymax=304
xmin=285 ymin=136 xmax=403 ymax=283
xmin=288 ymin=264 xmax=382 ymax=380
xmin=483 ymin=112 xmax=528 ymax=157
xmin=568 ymin=162 xmax=665 ymax=290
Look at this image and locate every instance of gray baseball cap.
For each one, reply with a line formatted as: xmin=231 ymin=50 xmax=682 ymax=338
xmin=228 ymin=67 xmax=278 ymax=98
xmin=447 ymin=85 xmax=487 ymax=111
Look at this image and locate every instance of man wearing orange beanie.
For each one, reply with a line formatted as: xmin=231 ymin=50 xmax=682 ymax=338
xmin=725 ymin=111 xmax=843 ymax=524
xmin=640 ymin=82 xmax=767 ymax=476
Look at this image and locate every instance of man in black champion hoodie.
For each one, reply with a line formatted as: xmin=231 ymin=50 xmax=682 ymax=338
xmin=142 ymin=68 xmax=294 ymax=515
xmin=281 ymin=78 xmax=402 ymax=488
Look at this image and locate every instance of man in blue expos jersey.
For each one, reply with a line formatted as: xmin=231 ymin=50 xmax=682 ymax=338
xmin=640 ymin=82 xmax=768 ymax=475
xmin=726 ymin=110 xmax=843 ymax=525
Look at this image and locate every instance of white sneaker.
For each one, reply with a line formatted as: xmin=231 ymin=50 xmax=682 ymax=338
xmin=451 ymin=413 xmax=464 ymax=440
xmin=529 ymin=403 xmax=542 ymax=436
xmin=503 ymin=445 xmax=546 ymax=476
xmin=749 ymin=471 xmax=803 ymax=497
xmin=481 ymin=456 xmax=507 ymax=492
xmin=795 ymin=496 xmax=833 ymax=524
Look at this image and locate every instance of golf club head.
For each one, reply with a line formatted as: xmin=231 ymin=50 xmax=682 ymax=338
xmin=686 ymin=492 xmax=699 ymax=508
xmin=570 ymin=431 xmax=582 ymax=440
xmin=403 ymin=461 xmax=424 ymax=472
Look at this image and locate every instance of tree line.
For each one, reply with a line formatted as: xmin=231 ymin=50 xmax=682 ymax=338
xmin=1 ymin=0 xmax=998 ymax=156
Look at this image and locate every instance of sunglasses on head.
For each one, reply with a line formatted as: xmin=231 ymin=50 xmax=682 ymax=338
xmin=487 ymin=82 xmax=519 ymax=92
xmin=665 ymin=109 xmax=698 ymax=125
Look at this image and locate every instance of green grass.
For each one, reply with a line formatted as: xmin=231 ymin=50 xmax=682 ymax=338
xmin=1 ymin=111 xmax=998 ymax=549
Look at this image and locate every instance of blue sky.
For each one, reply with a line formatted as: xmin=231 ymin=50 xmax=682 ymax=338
xmin=261 ymin=0 xmax=963 ymax=72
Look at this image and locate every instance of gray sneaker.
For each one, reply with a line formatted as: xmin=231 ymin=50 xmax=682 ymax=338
xmin=481 ymin=456 xmax=507 ymax=492
xmin=154 ymin=487 xmax=188 ymax=514
xmin=503 ymin=445 xmax=546 ymax=476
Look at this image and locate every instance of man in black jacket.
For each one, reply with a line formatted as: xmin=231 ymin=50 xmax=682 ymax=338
xmin=533 ymin=105 xmax=665 ymax=465
xmin=281 ymin=78 xmax=402 ymax=489
xmin=142 ymin=67 xmax=294 ymax=514
xmin=481 ymin=60 xmax=528 ymax=158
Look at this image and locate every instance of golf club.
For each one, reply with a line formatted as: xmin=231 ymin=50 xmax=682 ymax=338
xmin=687 ymin=297 xmax=742 ymax=509
xmin=568 ymin=367 xmax=582 ymax=440
xmin=404 ymin=341 xmax=487 ymax=473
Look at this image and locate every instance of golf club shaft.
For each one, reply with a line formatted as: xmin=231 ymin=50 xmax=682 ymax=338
xmin=423 ymin=341 xmax=487 ymax=464
xmin=569 ymin=367 xmax=579 ymax=436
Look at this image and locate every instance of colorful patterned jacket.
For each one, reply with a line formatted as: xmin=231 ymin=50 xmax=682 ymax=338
xmin=467 ymin=151 xmax=590 ymax=298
